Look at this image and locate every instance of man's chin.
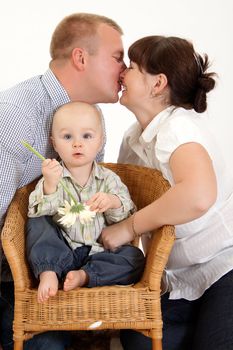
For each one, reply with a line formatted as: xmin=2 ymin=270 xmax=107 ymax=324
xmin=104 ymin=95 xmax=119 ymax=104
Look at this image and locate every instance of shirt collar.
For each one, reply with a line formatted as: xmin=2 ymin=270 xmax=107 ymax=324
xmin=61 ymin=161 xmax=104 ymax=184
xmin=140 ymin=106 xmax=175 ymax=143
xmin=41 ymin=69 xmax=70 ymax=109
xmin=62 ymin=162 xmax=72 ymax=179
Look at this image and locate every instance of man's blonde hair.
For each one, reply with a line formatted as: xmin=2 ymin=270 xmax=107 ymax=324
xmin=50 ymin=13 xmax=123 ymax=60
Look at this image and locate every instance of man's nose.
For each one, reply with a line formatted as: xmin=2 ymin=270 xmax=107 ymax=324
xmin=121 ymin=60 xmax=127 ymax=71
xmin=120 ymin=66 xmax=127 ymax=81
xmin=120 ymin=60 xmax=127 ymax=73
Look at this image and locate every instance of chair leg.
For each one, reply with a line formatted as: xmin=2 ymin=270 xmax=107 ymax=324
xmin=152 ymin=338 xmax=162 ymax=350
xmin=14 ymin=340 xmax=24 ymax=350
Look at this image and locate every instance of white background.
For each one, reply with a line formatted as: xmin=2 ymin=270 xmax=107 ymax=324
xmin=1 ymin=0 xmax=232 ymax=167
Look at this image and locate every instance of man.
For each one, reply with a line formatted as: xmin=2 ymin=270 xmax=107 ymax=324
xmin=0 ymin=13 xmax=125 ymax=350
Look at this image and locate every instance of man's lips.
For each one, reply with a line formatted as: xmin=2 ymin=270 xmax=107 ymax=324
xmin=117 ymin=82 xmax=122 ymax=92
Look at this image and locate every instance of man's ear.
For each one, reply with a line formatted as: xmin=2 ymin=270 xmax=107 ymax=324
xmin=151 ymin=73 xmax=168 ymax=97
xmin=71 ymin=47 xmax=86 ymax=71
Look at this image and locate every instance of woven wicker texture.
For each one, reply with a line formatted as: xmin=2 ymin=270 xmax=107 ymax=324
xmin=2 ymin=163 xmax=175 ymax=350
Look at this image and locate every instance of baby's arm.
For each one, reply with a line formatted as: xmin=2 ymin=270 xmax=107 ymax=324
xmin=87 ymin=192 xmax=121 ymax=213
xmin=87 ymin=170 xmax=136 ymax=223
xmin=28 ymin=159 xmax=63 ymax=217
xmin=42 ymin=159 xmax=63 ymax=194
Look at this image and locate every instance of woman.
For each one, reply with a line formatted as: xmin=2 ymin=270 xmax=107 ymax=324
xmin=100 ymin=36 xmax=233 ymax=350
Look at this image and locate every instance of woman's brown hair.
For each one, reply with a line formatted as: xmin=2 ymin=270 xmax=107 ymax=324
xmin=128 ymin=36 xmax=216 ymax=113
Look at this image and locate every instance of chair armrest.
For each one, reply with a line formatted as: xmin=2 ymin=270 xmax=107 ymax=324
xmin=146 ymin=225 xmax=175 ymax=291
xmin=2 ymin=181 xmax=37 ymax=291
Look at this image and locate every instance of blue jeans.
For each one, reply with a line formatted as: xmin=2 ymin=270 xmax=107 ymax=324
xmin=0 ymin=282 xmax=71 ymax=350
xmin=120 ymin=268 xmax=233 ymax=350
xmin=26 ymin=216 xmax=145 ymax=286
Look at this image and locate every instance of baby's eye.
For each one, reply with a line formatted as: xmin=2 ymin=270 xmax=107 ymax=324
xmin=83 ymin=133 xmax=93 ymax=139
xmin=64 ymin=134 xmax=72 ymax=140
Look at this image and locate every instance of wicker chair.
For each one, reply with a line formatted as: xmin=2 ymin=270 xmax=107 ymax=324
xmin=1 ymin=163 xmax=175 ymax=350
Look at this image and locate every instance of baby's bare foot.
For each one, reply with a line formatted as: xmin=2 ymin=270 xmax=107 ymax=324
xmin=63 ymin=270 xmax=88 ymax=291
xmin=38 ymin=271 xmax=58 ymax=303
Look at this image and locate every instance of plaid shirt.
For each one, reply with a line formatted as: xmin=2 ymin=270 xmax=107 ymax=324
xmin=28 ymin=162 xmax=135 ymax=254
xmin=0 ymin=69 xmax=105 ymax=281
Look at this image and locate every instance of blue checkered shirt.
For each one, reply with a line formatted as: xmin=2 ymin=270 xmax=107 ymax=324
xmin=0 ymin=69 xmax=105 ymax=281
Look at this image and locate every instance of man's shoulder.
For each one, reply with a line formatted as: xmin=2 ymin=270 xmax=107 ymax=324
xmin=0 ymin=74 xmax=46 ymax=109
xmin=1 ymin=74 xmax=42 ymax=91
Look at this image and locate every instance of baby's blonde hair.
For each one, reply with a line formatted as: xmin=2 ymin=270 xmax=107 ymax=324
xmin=52 ymin=101 xmax=104 ymax=138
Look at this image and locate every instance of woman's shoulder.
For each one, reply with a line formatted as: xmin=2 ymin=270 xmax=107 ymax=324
xmin=156 ymin=108 xmax=210 ymax=160
xmin=159 ymin=107 xmax=207 ymax=136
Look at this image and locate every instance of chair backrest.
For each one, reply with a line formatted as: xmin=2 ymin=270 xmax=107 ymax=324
xmin=2 ymin=163 xmax=175 ymax=291
xmin=102 ymin=163 xmax=170 ymax=209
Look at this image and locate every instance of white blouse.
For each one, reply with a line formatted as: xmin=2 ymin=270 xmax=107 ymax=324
xmin=118 ymin=106 xmax=233 ymax=300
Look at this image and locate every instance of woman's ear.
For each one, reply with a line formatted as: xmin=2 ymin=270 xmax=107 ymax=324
xmin=151 ymin=73 xmax=168 ymax=97
xmin=71 ymin=47 xmax=86 ymax=71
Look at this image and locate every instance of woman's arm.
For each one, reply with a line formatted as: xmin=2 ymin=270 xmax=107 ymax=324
xmin=100 ymin=142 xmax=217 ymax=250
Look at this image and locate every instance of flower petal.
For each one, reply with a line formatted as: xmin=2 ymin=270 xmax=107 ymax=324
xmin=79 ymin=207 xmax=96 ymax=225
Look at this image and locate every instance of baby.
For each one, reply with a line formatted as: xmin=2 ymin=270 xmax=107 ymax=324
xmin=26 ymin=102 xmax=145 ymax=302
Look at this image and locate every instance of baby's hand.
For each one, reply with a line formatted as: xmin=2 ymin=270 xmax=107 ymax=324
xmin=87 ymin=192 xmax=121 ymax=213
xmin=42 ymin=159 xmax=63 ymax=194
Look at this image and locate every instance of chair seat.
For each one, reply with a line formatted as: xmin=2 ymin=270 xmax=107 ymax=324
xmin=18 ymin=286 xmax=161 ymax=331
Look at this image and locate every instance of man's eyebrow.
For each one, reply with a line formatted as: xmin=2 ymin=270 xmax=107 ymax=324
xmin=114 ymin=50 xmax=124 ymax=59
xmin=114 ymin=49 xmax=124 ymax=56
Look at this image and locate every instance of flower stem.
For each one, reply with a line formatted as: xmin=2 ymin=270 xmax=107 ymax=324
xmin=21 ymin=140 xmax=79 ymax=205
xmin=59 ymin=179 xmax=79 ymax=205
xmin=21 ymin=140 xmax=46 ymax=161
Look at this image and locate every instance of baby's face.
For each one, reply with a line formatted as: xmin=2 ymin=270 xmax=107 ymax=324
xmin=51 ymin=104 xmax=103 ymax=168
